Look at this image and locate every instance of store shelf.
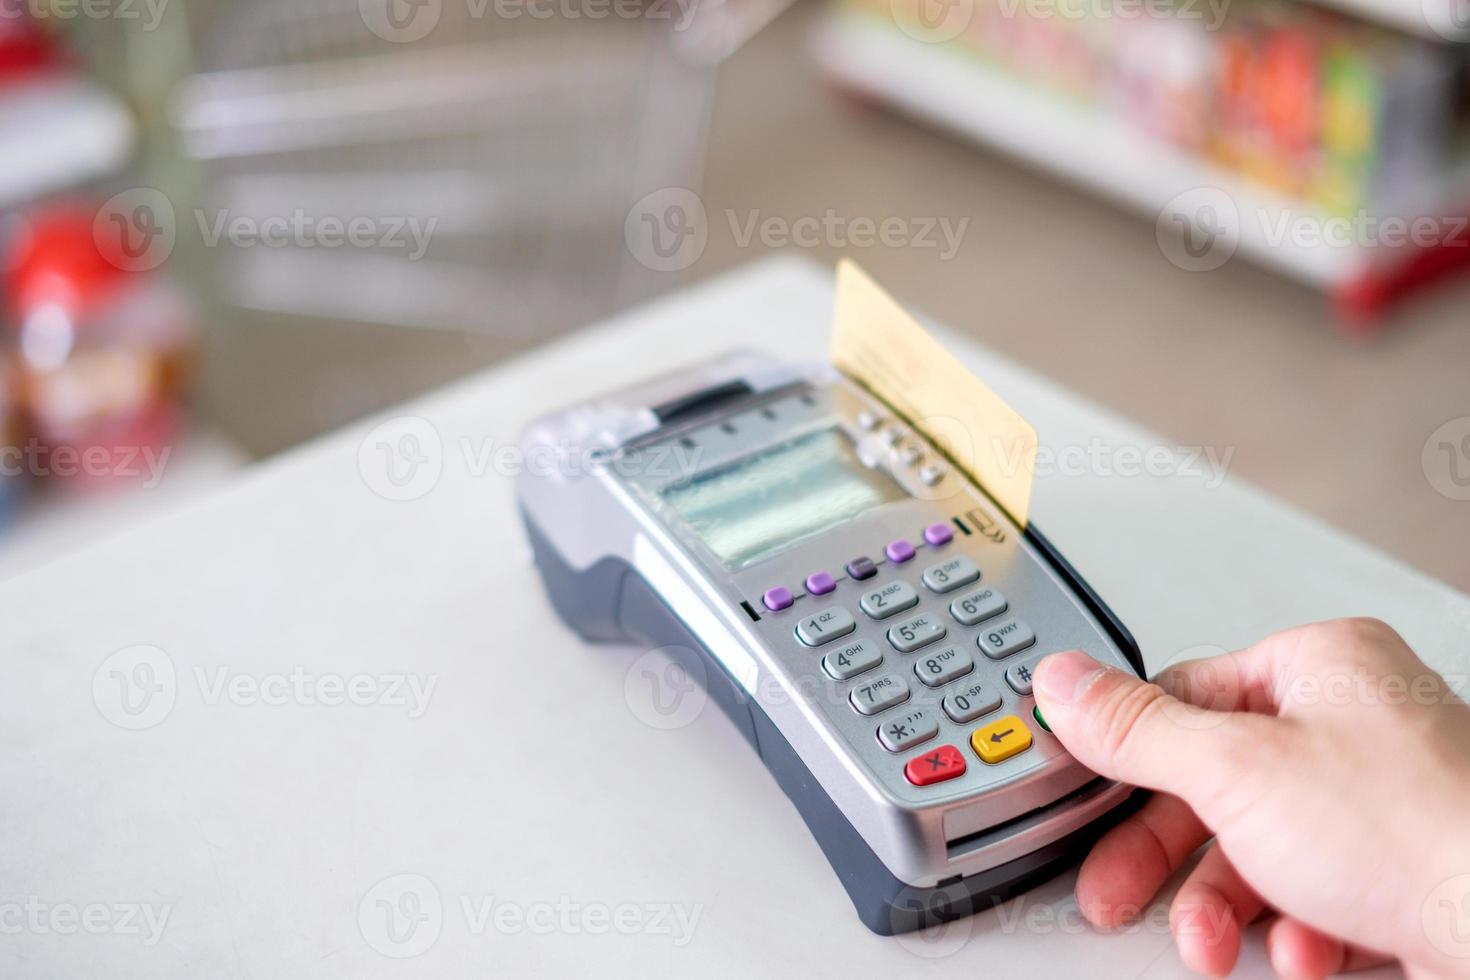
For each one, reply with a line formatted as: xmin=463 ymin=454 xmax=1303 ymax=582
xmin=811 ymin=13 xmax=1470 ymax=297
xmin=0 ymin=74 xmax=135 ymax=210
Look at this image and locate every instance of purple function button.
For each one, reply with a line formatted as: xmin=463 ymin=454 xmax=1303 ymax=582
xmin=885 ymin=539 xmax=916 ymax=564
xmin=923 ymin=523 xmax=954 ymax=547
xmin=805 ymin=571 xmax=836 ymax=596
xmin=762 ymin=587 xmax=794 ymax=612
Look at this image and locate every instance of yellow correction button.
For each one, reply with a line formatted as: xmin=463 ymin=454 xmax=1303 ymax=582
xmin=971 ymin=714 xmax=1033 ymax=764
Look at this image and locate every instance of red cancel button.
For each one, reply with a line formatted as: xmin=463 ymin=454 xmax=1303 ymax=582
xmin=904 ymin=744 xmax=967 ymax=786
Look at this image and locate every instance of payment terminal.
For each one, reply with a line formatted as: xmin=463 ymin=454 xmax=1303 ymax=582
xmin=517 ymin=351 xmax=1147 ymax=934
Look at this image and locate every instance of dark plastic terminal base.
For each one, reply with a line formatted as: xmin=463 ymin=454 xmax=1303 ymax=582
xmin=523 ymin=510 xmax=1146 ymax=934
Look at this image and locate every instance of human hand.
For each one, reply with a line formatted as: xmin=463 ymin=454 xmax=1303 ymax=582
xmin=1033 ymin=618 xmax=1470 ymax=978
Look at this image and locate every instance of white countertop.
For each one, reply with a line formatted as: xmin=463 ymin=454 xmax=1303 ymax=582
xmin=3 ymin=256 xmax=1461 ymax=978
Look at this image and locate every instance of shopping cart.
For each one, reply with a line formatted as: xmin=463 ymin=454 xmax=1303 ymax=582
xmin=173 ymin=0 xmax=720 ymax=340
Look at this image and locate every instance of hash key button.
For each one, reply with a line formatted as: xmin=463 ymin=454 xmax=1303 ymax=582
xmin=860 ymin=581 xmax=919 ymax=620
xmin=850 ymin=674 xmax=911 ymax=715
xmin=795 ymin=606 xmax=856 ymax=647
xmin=887 ymin=613 xmax=946 ymax=653
xmin=922 ymin=555 xmax=979 ymax=594
xmin=950 ymin=587 xmax=1008 ymax=626
xmin=1005 ymin=653 xmax=1050 ymax=696
xmin=977 ymin=618 xmax=1036 ymax=660
xmin=877 ymin=707 xmax=939 ymax=752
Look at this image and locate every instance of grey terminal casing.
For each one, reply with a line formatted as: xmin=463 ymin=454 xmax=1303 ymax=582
xmin=516 ymin=351 xmax=1146 ymax=934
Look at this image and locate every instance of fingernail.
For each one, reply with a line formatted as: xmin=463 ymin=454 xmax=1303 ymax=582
xmin=1036 ymin=650 xmax=1108 ymax=705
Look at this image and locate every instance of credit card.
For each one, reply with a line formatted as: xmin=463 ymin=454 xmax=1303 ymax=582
xmin=831 ymin=259 xmax=1037 ymax=527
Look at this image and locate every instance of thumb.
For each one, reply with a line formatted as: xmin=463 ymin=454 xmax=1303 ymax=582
xmin=1034 ymin=650 xmax=1254 ymax=805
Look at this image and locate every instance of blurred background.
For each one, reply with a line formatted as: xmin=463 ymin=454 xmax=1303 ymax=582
xmin=0 ymin=0 xmax=1467 ymax=590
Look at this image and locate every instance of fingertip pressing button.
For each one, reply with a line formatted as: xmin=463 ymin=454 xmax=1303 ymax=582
xmin=923 ymin=522 xmax=953 ymax=546
xmin=762 ymin=587 xmax=793 ymax=612
xmin=805 ymin=571 xmax=836 ymax=595
xmin=885 ymin=539 xmax=915 ymax=563
xmin=971 ymin=714 xmax=1033 ymax=764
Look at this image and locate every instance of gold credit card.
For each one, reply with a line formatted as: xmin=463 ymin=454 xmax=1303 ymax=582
xmin=831 ymin=259 xmax=1037 ymax=527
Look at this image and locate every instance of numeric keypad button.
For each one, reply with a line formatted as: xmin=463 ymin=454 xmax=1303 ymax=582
xmin=794 ymin=607 xmax=856 ymax=647
xmin=850 ymin=674 xmax=911 ymax=715
xmin=887 ymin=613 xmax=946 ymax=653
xmin=822 ymin=639 xmax=883 ymax=680
xmin=922 ymin=556 xmax=979 ymax=593
xmin=943 ymin=680 xmax=1003 ymax=723
xmin=859 ymin=581 xmax=919 ymax=620
xmin=877 ymin=707 xmax=939 ymax=752
xmin=949 ymin=587 xmax=1008 ymax=626
xmin=914 ymin=645 xmax=974 ymax=687
xmin=977 ymin=618 xmax=1036 ymax=660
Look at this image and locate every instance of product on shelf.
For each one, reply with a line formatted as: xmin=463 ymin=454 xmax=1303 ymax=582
xmin=860 ymin=0 xmax=1468 ymax=216
xmin=0 ymin=2 xmax=60 ymax=81
xmin=2 ymin=204 xmax=197 ymax=491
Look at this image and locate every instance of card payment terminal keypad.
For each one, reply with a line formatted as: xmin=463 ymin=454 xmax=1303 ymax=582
xmin=769 ymin=522 xmax=1064 ymax=788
